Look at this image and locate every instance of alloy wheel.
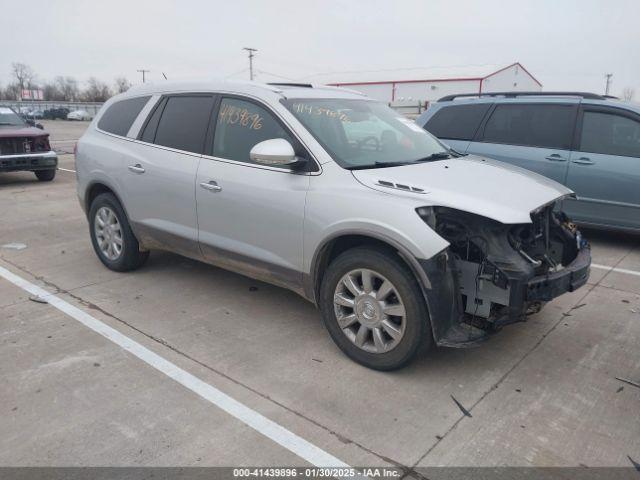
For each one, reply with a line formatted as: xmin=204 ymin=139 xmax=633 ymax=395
xmin=333 ymin=268 xmax=406 ymax=354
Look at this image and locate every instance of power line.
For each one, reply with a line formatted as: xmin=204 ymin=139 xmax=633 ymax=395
xmin=224 ymin=67 xmax=249 ymax=79
xmin=242 ymin=47 xmax=257 ymax=81
xmin=254 ymin=69 xmax=297 ymax=81
xmin=137 ymin=69 xmax=150 ymax=83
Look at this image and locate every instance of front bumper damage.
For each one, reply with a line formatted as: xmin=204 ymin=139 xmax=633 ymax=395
xmin=419 ymin=205 xmax=591 ymax=347
xmin=0 ymin=151 xmax=58 ymax=172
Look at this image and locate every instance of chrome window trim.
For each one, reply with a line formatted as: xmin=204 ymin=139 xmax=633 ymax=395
xmin=94 ymin=90 xmax=324 ymax=175
xmin=200 ymin=152 xmax=320 ymax=176
xmin=126 ymin=94 xmax=162 ymax=139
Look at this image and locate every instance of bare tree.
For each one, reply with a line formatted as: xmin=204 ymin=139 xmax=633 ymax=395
xmin=82 ymin=77 xmax=112 ymax=102
xmin=43 ymin=81 xmax=64 ymax=101
xmin=11 ymin=62 xmax=36 ymax=92
xmin=55 ymin=76 xmax=80 ymax=101
xmin=622 ymin=87 xmax=635 ymax=102
xmin=4 ymin=83 xmax=20 ymax=100
xmin=114 ymin=76 xmax=131 ymax=94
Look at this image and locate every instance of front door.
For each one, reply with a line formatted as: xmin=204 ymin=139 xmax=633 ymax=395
xmin=564 ymin=106 xmax=640 ymax=230
xmin=195 ymin=96 xmax=311 ymax=291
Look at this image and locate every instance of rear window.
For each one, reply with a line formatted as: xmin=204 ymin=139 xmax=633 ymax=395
xmin=98 ymin=96 xmax=151 ymax=136
xmin=481 ymin=103 xmax=575 ymax=149
xmin=424 ymin=103 xmax=491 ymax=140
xmin=152 ymin=96 xmax=215 ymax=153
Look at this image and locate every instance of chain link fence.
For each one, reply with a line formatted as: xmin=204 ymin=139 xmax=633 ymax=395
xmin=1 ymin=100 xmax=104 ymax=118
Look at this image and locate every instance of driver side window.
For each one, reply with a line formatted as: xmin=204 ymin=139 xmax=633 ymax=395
xmin=212 ymin=97 xmax=297 ymax=165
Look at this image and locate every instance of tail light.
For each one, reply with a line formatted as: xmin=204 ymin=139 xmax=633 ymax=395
xmin=73 ymin=142 xmax=77 ymax=157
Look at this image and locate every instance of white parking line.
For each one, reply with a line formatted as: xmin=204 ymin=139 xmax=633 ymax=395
xmin=592 ymin=263 xmax=640 ymax=278
xmin=0 ymin=264 xmax=354 ymax=470
xmin=57 ymin=167 xmax=76 ymax=173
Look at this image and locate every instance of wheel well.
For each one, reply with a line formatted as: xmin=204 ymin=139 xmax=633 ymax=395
xmin=86 ymin=183 xmax=114 ymax=214
xmin=313 ymin=234 xmax=417 ymax=301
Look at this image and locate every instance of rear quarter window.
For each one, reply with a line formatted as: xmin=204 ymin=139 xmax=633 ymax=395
xmin=98 ymin=96 xmax=151 ymax=137
xmin=424 ymin=103 xmax=491 ymax=140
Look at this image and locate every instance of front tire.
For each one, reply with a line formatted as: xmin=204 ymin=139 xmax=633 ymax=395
xmin=35 ymin=169 xmax=56 ymax=182
xmin=319 ymin=247 xmax=431 ymax=370
xmin=89 ymin=193 xmax=149 ymax=272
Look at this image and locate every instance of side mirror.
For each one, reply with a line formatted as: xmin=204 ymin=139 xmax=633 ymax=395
xmin=36 ymin=123 xmax=44 ymax=130
xmin=249 ymin=138 xmax=298 ymax=166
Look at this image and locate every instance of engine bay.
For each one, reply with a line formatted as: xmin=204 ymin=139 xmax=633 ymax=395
xmin=432 ymin=204 xmax=585 ymax=328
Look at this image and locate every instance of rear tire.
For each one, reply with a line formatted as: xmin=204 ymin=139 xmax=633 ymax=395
xmin=319 ymin=246 xmax=431 ymax=370
xmin=89 ymin=192 xmax=149 ymax=272
xmin=35 ymin=169 xmax=56 ymax=182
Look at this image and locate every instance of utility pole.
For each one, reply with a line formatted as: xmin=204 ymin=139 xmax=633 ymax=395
xmin=605 ymin=73 xmax=613 ymax=95
xmin=243 ymin=48 xmax=257 ymax=81
xmin=137 ymin=69 xmax=150 ymax=83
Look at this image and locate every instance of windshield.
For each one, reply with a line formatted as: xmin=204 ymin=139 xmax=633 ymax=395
xmin=282 ymin=98 xmax=449 ymax=169
xmin=0 ymin=107 xmax=26 ymax=127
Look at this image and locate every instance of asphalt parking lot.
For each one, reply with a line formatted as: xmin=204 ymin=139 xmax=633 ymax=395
xmin=1 ymin=120 xmax=639 ymax=472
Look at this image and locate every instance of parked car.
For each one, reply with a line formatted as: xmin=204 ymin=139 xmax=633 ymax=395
xmin=0 ymin=106 xmax=57 ymax=181
xmin=67 ymin=109 xmax=92 ymax=121
xmin=416 ymin=92 xmax=640 ymax=232
xmin=43 ymin=107 xmax=70 ymax=120
xmin=26 ymin=110 xmax=44 ymax=120
xmin=75 ymin=81 xmax=590 ymax=370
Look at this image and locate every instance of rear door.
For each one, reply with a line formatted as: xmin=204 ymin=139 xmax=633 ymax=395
xmin=195 ymin=96 xmax=313 ymax=291
xmin=465 ymin=102 xmax=578 ymax=184
xmin=421 ymin=102 xmax=492 ymax=153
xmin=121 ymin=94 xmax=216 ymax=258
xmin=564 ymin=105 xmax=640 ymax=229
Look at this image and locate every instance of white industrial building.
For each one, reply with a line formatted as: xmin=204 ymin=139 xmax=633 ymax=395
xmin=308 ymin=62 xmax=542 ymax=104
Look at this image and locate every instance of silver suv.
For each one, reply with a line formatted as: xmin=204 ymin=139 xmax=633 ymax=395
xmin=76 ymin=81 xmax=591 ymax=370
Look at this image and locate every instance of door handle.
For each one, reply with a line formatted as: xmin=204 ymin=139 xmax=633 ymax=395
xmin=571 ymin=157 xmax=595 ymax=165
xmin=200 ymin=180 xmax=222 ymax=192
xmin=545 ymin=154 xmax=567 ymax=162
xmin=128 ymin=164 xmax=145 ymax=173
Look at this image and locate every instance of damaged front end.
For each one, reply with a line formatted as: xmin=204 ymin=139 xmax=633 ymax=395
xmin=417 ymin=202 xmax=591 ymax=347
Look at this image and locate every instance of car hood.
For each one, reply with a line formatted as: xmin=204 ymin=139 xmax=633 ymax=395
xmin=0 ymin=126 xmax=47 ymax=138
xmin=351 ymin=156 xmax=573 ymax=224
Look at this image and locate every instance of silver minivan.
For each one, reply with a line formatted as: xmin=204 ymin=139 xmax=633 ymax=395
xmin=417 ymin=92 xmax=640 ymax=232
xmin=76 ymin=81 xmax=590 ymax=370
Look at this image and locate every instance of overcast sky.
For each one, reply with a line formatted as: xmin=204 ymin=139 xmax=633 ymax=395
xmin=4 ymin=0 xmax=639 ymax=97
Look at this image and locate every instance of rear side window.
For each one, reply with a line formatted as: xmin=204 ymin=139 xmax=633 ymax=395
xmin=212 ymin=97 xmax=296 ymax=164
xmin=153 ymin=96 xmax=215 ymax=153
xmin=98 ymin=96 xmax=151 ymax=136
xmin=580 ymin=111 xmax=640 ymax=157
xmin=424 ymin=103 xmax=491 ymax=140
xmin=482 ymin=104 xmax=575 ymax=149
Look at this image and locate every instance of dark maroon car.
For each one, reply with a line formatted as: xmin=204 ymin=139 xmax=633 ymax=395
xmin=0 ymin=106 xmax=57 ymax=181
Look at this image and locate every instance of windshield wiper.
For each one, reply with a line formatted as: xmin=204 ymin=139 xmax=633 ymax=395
xmin=346 ymin=160 xmax=416 ymax=170
xmin=0 ymin=122 xmax=19 ymax=126
xmin=412 ymin=151 xmax=452 ymax=163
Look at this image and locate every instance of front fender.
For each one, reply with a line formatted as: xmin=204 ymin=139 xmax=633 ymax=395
xmin=304 ymin=188 xmax=449 ymax=275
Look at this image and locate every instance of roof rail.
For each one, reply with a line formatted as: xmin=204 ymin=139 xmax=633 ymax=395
xmin=438 ymin=91 xmax=612 ymax=102
xmin=267 ymin=82 xmax=314 ymax=88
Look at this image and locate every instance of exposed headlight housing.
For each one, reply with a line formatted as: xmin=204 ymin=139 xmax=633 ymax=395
xmin=416 ymin=206 xmax=436 ymax=229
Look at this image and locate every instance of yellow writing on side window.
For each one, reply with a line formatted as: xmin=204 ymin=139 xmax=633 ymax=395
xmin=292 ymin=103 xmax=350 ymax=122
xmin=218 ymin=103 xmax=263 ymax=130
